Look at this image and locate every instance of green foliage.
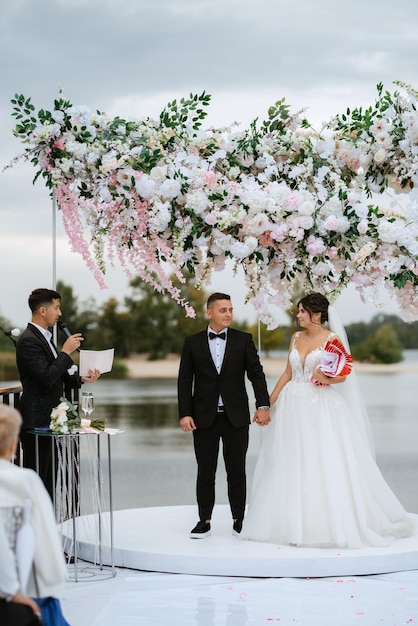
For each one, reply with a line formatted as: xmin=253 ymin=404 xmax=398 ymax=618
xmin=350 ymin=322 xmax=403 ymax=364
xmin=247 ymin=322 xmax=290 ymax=355
xmin=0 ymin=313 xmax=18 ymax=353
xmin=159 ymin=92 xmax=211 ymax=137
xmin=0 ymin=353 xmax=19 ymax=381
xmin=124 ymin=273 xmax=209 ymax=359
xmin=346 ymin=313 xmax=418 ymax=351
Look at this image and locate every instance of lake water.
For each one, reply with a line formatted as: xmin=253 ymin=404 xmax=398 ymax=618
xmin=90 ymin=360 xmax=418 ymax=515
xmin=3 ymin=352 xmax=418 ymax=514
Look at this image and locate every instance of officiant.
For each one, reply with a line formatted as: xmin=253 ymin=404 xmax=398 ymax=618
xmin=16 ymin=288 xmax=100 ymax=499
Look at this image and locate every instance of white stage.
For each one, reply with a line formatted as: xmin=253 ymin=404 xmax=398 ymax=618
xmin=61 ymin=505 xmax=418 ymax=578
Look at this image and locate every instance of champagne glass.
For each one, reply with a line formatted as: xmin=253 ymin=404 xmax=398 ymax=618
xmin=80 ymin=392 xmax=95 ymax=419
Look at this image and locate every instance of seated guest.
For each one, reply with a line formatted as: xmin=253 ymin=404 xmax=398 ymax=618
xmin=0 ymin=520 xmax=41 ymax=626
xmin=0 ymin=405 xmax=67 ymax=621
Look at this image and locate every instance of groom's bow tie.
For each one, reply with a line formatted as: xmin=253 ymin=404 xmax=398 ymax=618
xmin=209 ymin=331 xmax=226 ymax=340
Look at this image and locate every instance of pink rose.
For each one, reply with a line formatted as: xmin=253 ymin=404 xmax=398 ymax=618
xmin=203 ymin=171 xmax=217 ymax=188
xmin=259 ymin=231 xmax=275 ymax=247
xmin=357 ymin=219 xmax=368 ymax=235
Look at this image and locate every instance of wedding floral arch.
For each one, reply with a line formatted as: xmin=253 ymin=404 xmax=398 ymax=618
xmin=7 ymin=82 xmax=418 ymax=328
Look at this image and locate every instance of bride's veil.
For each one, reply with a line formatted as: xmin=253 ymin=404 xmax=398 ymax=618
xmin=328 ymin=306 xmax=376 ymax=458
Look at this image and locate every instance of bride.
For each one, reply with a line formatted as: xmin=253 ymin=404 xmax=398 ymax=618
xmin=241 ymin=293 xmax=415 ymax=548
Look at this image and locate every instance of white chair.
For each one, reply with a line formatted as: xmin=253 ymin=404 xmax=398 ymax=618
xmin=0 ymin=501 xmax=35 ymax=595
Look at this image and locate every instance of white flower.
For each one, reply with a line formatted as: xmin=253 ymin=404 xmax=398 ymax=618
xmin=228 ymin=166 xmax=241 ymax=180
xmin=357 ymin=219 xmax=368 ymax=235
xmin=373 ymin=148 xmax=387 ymax=164
xmin=311 ymin=261 xmax=333 ymax=277
xmin=306 ymin=235 xmax=326 ymax=256
xmin=116 ymin=167 xmax=135 ymax=186
xmin=353 ymin=203 xmax=369 ymax=219
xmin=354 ymin=242 xmax=376 ymax=265
xmin=370 ymin=118 xmax=388 ymax=135
xmin=68 ymin=104 xmax=92 ymax=122
xmin=100 ymin=157 xmax=118 ymax=174
xmin=210 ymin=231 xmax=233 ymax=255
xmin=204 ymin=212 xmax=218 ymax=226
xmin=99 ymin=186 xmax=113 ymax=202
xmin=135 ymin=175 xmax=156 ymax=199
xmin=149 ymin=203 xmax=171 ymax=232
xmin=323 ymin=215 xmax=339 ymax=231
xmin=150 ymin=166 xmax=167 ymax=183
xmin=270 ymin=223 xmax=289 ymax=242
xmin=238 ymin=154 xmax=254 ymax=168
xmin=229 ymin=239 xmax=254 ymax=259
xmin=243 ymin=213 xmax=271 ymax=236
xmin=377 ymin=219 xmax=400 ymax=243
xmin=159 ymin=179 xmax=182 ymax=199
xmin=52 ymin=110 xmax=65 ymax=124
xmin=59 ymin=158 xmax=73 ymax=174
xmin=185 ymin=190 xmax=210 ymax=215
xmin=297 ymin=214 xmax=314 ymax=230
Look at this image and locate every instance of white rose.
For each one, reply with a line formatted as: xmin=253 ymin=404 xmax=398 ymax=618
xmin=150 ymin=166 xmax=168 ymax=183
xmin=377 ymin=220 xmax=399 ymax=243
xmin=357 ymin=219 xmax=368 ymax=235
xmin=99 ymin=187 xmax=113 ymax=202
xmin=52 ymin=110 xmax=65 ymax=124
xmin=185 ymin=190 xmax=210 ymax=215
xmin=159 ymin=178 xmax=182 ymax=199
xmin=116 ymin=167 xmax=135 ymax=186
xmin=135 ymin=175 xmax=156 ymax=199
xmin=229 ymin=166 xmax=241 ymax=180
xmin=100 ymin=157 xmax=118 ymax=174
xmin=229 ymin=241 xmax=252 ymax=259
xmin=373 ymin=148 xmax=387 ymax=164
xmin=323 ymin=215 xmax=339 ymax=231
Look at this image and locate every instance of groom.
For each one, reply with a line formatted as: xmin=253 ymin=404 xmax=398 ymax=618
xmin=178 ymin=292 xmax=270 ymax=538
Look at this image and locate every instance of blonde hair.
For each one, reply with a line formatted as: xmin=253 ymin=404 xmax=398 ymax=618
xmin=0 ymin=405 xmax=22 ymax=457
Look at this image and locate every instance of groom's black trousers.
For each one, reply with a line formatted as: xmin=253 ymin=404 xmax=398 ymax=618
xmin=193 ymin=409 xmax=249 ymax=522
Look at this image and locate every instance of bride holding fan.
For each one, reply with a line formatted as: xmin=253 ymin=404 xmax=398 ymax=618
xmin=242 ymin=293 xmax=415 ymax=548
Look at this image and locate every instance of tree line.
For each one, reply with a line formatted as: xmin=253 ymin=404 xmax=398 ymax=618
xmin=0 ymin=276 xmax=415 ymax=364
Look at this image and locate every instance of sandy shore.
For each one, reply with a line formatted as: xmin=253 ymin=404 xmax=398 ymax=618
xmin=122 ymin=354 xmax=418 ymax=378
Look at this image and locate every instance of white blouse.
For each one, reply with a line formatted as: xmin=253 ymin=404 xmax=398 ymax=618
xmin=0 ymin=458 xmax=67 ymax=597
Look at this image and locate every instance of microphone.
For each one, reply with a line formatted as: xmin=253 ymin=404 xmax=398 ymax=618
xmin=57 ymin=321 xmax=80 ymax=352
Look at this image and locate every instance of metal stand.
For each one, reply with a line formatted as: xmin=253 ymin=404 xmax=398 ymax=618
xmin=32 ymin=431 xmax=116 ymax=582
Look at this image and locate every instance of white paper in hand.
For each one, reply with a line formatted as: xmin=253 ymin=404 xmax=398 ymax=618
xmin=79 ymin=348 xmax=114 ymax=376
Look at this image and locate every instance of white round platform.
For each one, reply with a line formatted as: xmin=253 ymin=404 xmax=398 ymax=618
xmin=61 ymin=505 xmax=418 ymax=578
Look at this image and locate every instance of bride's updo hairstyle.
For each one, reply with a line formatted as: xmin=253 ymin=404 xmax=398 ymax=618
xmin=297 ymin=293 xmax=330 ymax=324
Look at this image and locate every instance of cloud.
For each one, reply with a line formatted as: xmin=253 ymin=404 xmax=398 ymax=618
xmin=0 ymin=0 xmax=417 ymax=326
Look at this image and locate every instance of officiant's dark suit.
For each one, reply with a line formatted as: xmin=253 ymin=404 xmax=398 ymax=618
xmin=178 ymin=292 xmax=270 ymax=537
xmin=16 ymin=288 xmax=99 ymax=499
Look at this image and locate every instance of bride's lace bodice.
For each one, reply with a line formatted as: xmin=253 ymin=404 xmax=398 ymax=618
xmin=289 ymin=332 xmax=334 ymax=383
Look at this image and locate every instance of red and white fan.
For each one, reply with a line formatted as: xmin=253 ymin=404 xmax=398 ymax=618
xmin=311 ymin=336 xmax=353 ymax=386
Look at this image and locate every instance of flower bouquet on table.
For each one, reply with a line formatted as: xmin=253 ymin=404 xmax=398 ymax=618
xmin=50 ymin=397 xmax=105 ymax=434
xmin=50 ymin=397 xmax=80 ymax=434
xmin=311 ymin=337 xmax=353 ymax=386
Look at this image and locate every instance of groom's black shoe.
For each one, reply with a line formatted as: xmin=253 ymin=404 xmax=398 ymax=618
xmin=190 ymin=520 xmax=211 ymax=539
xmin=232 ymin=519 xmax=243 ymax=536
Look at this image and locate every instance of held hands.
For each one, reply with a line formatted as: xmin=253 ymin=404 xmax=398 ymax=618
xmin=180 ymin=416 xmax=196 ymax=432
xmin=12 ymin=592 xmax=41 ymax=618
xmin=253 ymin=408 xmax=271 ymax=427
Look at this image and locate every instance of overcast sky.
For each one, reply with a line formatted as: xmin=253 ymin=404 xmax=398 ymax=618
xmin=1 ymin=0 xmax=418 ymax=328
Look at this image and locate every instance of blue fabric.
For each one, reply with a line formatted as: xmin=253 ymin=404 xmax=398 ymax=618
xmin=34 ymin=597 xmax=70 ymax=626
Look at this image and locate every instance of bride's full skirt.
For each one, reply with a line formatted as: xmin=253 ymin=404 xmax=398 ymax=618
xmin=242 ymin=380 xmax=415 ymax=548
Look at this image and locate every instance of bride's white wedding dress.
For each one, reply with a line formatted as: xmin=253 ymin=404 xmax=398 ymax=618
xmin=242 ymin=333 xmax=415 ymax=548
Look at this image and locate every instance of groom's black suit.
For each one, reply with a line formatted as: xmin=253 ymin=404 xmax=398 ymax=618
xmin=178 ymin=327 xmax=269 ymax=522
